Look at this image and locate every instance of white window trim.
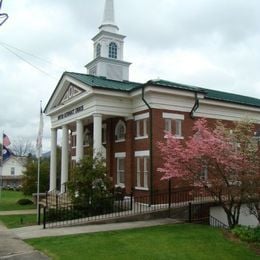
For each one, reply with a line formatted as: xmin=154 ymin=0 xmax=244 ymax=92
xmin=164 ymin=135 xmax=184 ymax=140
xmin=116 ymin=156 xmax=125 ymax=186
xmin=143 ymin=118 xmax=148 ymax=136
xmin=135 ymin=115 xmax=149 ymax=140
xmin=135 ymin=135 xmax=148 ymax=140
xmin=115 ymin=120 xmax=126 ymax=142
xmin=135 ymin=150 xmax=150 ymax=157
xmin=135 ymin=151 xmax=149 ymax=190
xmin=135 ymin=186 xmax=149 ymax=191
xmin=115 ymin=184 xmax=125 ymax=188
xmin=115 ymin=139 xmax=126 ymax=143
xmin=134 ymin=112 xmax=149 ymax=121
xmin=136 ymin=157 xmax=141 ymax=187
xmin=143 ymin=157 xmax=148 ymax=188
xmin=163 ymin=113 xmax=184 ymax=139
xmin=163 ymin=113 xmax=184 ymax=120
xmin=115 ymin=152 xmax=126 ymax=158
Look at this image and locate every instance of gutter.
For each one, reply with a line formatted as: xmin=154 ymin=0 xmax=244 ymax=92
xmin=190 ymin=92 xmax=200 ymax=119
xmin=142 ymin=84 xmax=153 ymax=205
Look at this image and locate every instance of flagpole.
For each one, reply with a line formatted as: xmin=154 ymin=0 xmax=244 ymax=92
xmin=37 ymin=151 xmax=40 ymax=224
xmin=36 ymin=101 xmax=43 ymax=224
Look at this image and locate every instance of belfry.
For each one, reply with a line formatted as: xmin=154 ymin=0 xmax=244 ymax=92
xmin=85 ymin=0 xmax=131 ymax=81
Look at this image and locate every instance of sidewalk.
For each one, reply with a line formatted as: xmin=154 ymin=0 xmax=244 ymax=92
xmin=0 ymin=209 xmax=36 ymax=216
xmin=0 ymin=223 xmax=49 ymax=260
xmin=12 ymin=218 xmax=181 ymax=239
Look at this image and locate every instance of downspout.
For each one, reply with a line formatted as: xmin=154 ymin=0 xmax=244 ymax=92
xmin=142 ymin=85 xmax=153 ymax=205
xmin=190 ymin=92 xmax=199 ymax=119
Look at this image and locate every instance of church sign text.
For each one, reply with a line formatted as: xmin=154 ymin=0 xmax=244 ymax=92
xmin=58 ymin=105 xmax=84 ymax=120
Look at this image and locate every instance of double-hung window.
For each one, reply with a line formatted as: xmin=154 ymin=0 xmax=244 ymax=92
xmin=163 ymin=113 xmax=184 ymax=138
xmin=115 ymin=152 xmax=125 ymax=187
xmin=11 ymin=167 xmax=15 ymax=176
xmin=135 ymin=113 xmax=149 ymax=140
xmin=135 ymin=150 xmax=149 ymax=190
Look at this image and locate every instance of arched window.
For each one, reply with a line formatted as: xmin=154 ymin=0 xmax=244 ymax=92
xmin=96 ymin=43 xmax=101 ymax=57
xmin=109 ymin=42 xmax=117 ymax=59
xmin=115 ymin=120 xmax=126 ymax=141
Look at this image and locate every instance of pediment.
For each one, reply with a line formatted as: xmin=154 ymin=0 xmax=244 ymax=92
xmin=60 ymin=84 xmax=84 ymax=104
xmin=44 ymin=73 xmax=94 ymax=114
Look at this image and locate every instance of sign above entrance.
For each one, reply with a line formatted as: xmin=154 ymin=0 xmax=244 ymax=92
xmin=58 ymin=105 xmax=84 ymax=120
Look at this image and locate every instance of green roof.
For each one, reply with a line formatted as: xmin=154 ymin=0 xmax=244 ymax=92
xmin=204 ymin=88 xmax=260 ymax=108
xmin=149 ymin=79 xmax=260 ymax=108
xmin=67 ymin=72 xmax=142 ymax=92
xmin=65 ymin=72 xmax=260 ymax=108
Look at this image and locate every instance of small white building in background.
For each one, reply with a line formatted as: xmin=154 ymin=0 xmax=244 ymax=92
xmin=1 ymin=156 xmax=26 ymax=189
xmin=210 ymin=205 xmax=259 ymax=227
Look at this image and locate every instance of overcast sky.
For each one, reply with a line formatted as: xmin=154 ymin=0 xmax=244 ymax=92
xmin=1 ymin=0 xmax=260 ymax=152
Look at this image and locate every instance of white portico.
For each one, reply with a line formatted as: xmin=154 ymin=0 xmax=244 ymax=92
xmin=44 ymin=72 xmax=139 ymax=192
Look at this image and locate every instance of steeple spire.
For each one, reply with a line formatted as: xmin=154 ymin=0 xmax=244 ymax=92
xmin=99 ymin=0 xmax=119 ymax=33
xmin=86 ymin=0 xmax=131 ymax=81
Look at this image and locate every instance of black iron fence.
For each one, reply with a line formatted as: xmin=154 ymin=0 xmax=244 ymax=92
xmin=42 ymin=188 xmax=216 ymax=229
xmin=209 ymin=215 xmax=229 ymax=229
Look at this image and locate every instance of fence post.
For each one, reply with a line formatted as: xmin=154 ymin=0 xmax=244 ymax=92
xmin=37 ymin=204 xmax=41 ymax=225
xmin=45 ymin=191 xmax=48 ymax=208
xmin=130 ymin=192 xmax=133 ymax=211
xmin=43 ymin=207 xmax=46 ymax=229
xmin=56 ymin=194 xmax=58 ymax=208
xmin=188 ymin=202 xmax=192 ymax=223
xmin=168 ymin=180 xmax=172 ymax=217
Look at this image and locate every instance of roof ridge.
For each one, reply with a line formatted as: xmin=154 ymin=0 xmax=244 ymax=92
xmin=66 ymin=71 xmax=142 ymax=85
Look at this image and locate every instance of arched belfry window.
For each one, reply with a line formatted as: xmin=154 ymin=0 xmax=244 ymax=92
xmin=96 ymin=43 xmax=101 ymax=57
xmin=115 ymin=120 xmax=126 ymax=141
xmin=109 ymin=42 xmax=117 ymax=59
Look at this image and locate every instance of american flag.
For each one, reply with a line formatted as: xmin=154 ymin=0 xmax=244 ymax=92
xmin=3 ymin=133 xmax=11 ymax=147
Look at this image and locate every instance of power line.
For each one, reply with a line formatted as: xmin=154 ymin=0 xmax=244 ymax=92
xmin=0 ymin=43 xmax=58 ymax=80
xmin=0 ymin=41 xmax=67 ymax=71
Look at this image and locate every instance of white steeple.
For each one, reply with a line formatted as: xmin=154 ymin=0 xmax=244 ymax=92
xmin=99 ymin=0 xmax=119 ymax=33
xmin=85 ymin=0 xmax=131 ymax=81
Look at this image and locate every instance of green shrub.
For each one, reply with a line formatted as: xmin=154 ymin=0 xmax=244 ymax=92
xmin=17 ymin=198 xmax=34 ymax=205
xmin=232 ymin=226 xmax=260 ymax=242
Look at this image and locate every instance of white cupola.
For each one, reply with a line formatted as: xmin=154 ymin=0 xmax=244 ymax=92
xmin=85 ymin=0 xmax=131 ymax=81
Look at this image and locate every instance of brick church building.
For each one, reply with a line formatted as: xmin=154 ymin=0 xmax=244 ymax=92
xmin=45 ymin=0 xmax=260 ymax=196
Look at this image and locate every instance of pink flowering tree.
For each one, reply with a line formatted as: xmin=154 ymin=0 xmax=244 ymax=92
xmin=158 ymin=119 xmax=259 ymax=228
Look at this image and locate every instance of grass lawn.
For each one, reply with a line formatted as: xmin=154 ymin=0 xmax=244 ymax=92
xmin=0 ymin=214 xmax=40 ymax=228
xmin=26 ymin=224 xmax=258 ymax=260
xmin=0 ymin=190 xmax=36 ymax=211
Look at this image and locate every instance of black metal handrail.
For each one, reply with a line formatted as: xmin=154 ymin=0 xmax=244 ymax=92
xmin=209 ymin=215 xmax=229 ymax=229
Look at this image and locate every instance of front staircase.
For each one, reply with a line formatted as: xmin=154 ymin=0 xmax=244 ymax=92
xmin=41 ymin=190 xmax=71 ymax=209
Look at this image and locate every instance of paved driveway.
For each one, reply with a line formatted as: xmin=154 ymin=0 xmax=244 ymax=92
xmin=0 ymin=223 xmax=49 ymax=260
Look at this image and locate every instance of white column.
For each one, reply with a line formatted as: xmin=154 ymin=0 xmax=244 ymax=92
xmin=76 ymin=120 xmax=84 ymax=162
xmin=61 ymin=125 xmax=69 ymax=193
xmin=93 ymin=113 xmax=102 ymax=158
xmin=49 ymin=128 xmax=57 ymax=191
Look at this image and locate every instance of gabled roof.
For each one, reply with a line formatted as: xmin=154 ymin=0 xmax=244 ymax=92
xmin=45 ymin=72 xmax=260 ymax=113
xmin=149 ymin=79 xmax=260 ymax=108
xmin=67 ymin=72 xmax=142 ymax=92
